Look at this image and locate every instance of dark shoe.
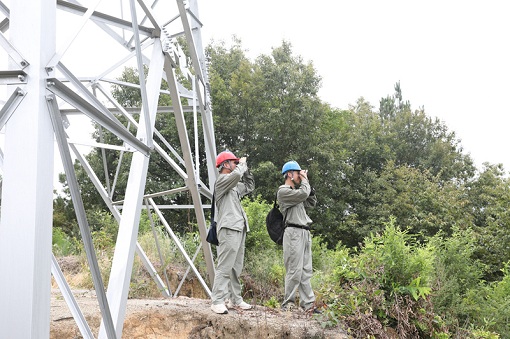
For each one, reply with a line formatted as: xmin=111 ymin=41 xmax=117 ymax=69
xmin=281 ymin=302 xmax=296 ymax=311
xmin=304 ymin=307 xmax=322 ymax=314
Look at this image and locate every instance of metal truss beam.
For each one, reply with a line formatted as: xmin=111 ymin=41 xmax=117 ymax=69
xmin=51 ymin=255 xmax=94 ymax=339
xmin=0 ymin=1 xmax=8 ymax=17
xmin=163 ymin=52 xmax=215 ymax=284
xmin=0 ymin=1 xmax=55 ymax=337
xmin=176 ymin=0 xmax=217 ymax=187
xmin=0 ymin=70 xmax=27 ymax=85
xmin=0 ymin=1 xmax=217 ymax=337
xmin=0 ymin=86 xmax=26 ymax=129
xmin=56 ymin=0 xmax=154 ymax=36
xmin=46 ymin=78 xmax=151 ymax=156
xmin=0 ymin=31 xmax=28 ymax=69
xmin=47 ymin=94 xmax=117 ymax=338
xmin=99 ymin=40 xmax=164 ymax=338
xmin=149 ymin=197 xmax=211 ymax=296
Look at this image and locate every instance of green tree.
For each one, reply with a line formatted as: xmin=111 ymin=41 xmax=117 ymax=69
xmin=207 ymin=37 xmax=259 ymax=155
xmin=379 ymin=82 xmax=475 ymax=181
xmin=466 ymin=163 xmax=510 ymax=281
xmin=312 ymin=158 xmax=472 ymax=248
xmin=252 ymin=41 xmax=324 ymax=166
xmin=429 ymin=227 xmax=485 ymax=330
xmin=57 ymin=39 xmax=493 ymax=264
xmin=207 ymin=39 xmax=328 ymax=201
xmin=53 ymin=191 xmax=79 ymax=237
xmin=310 ymin=85 xmax=476 ymax=248
xmin=58 ymin=63 xmax=203 ymax=234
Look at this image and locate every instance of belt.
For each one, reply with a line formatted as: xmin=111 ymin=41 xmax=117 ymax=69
xmin=286 ymin=223 xmax=310 ymax=231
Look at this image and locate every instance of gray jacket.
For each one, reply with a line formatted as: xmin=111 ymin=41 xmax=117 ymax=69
xmin=214 ymin=162 xmax=255 ymax=232
xmin=277 ymin=179 xmax=317 ymax=227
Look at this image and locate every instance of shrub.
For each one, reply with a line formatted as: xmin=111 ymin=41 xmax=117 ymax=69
xmin=461 ymin=262 xmax=510 ymax=338
xmin=131 ymin=227 xmax=208 ymax=298
xmin=53 ymin=227 xmax=80 ymax=256
xmin=242 ymin=196 xmax=274 ymax=252
xmin=428 ymin=227 xmax=485 ymax=327
xmin=241 ymin=197 xmax=286 ymax=302
xmin=243 ymin=243 xmax=284 ymax=302
xmin=354 ymin=218 xmax=434 ymax=301
xmin=319 ymin=217 xmax=440 ymax=337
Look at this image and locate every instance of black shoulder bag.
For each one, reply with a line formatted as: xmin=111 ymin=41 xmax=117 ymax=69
xmin=206 ymin=193 xmax=219 ymax=246
xmin=266 ymin=194 xmax=287 ymax=245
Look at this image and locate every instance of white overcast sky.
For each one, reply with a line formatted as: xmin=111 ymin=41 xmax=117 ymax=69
xmin=198 ymin=0 xmax=510 ymax=173
xmin=4 ymin=0 xmax=507 ymax=191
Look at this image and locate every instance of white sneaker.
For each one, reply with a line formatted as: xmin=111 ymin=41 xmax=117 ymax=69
xmin=211 ymin=303 xmax=228 ymax=314
xmin=235 ymin=301 xmax=253 ymax=310
xmin=225 ymin=299 xmax=253 ymax=310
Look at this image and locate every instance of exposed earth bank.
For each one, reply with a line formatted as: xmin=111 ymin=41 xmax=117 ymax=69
xmin=50 ymin=289 xmax=349 ymax=338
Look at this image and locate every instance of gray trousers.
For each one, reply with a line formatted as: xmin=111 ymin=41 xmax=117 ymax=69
xmin=211 ymin=227 xmax=246 ymax=305
xmin=281 ymin=227 xmax=315 ymax=309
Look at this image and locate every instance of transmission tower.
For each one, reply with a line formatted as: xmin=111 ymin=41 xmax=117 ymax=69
xmin=0 ymin=0 xmax=216 ymax=337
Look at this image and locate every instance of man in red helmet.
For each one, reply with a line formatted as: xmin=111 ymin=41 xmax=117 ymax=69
xmin=210 ymin=151 xmax=255 ymax=314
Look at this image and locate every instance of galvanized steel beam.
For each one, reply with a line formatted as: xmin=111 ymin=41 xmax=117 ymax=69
xmin=0 ymin=1 xmax=56 ymax=337
xmin=0 ymin=1 xmax=216 ymax=337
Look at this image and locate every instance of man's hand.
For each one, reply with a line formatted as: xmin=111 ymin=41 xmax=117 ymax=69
xmin=239 ymin=156 xmax=247 ymax=164
xmin=300 ymin=169 xmax=308 ymax=180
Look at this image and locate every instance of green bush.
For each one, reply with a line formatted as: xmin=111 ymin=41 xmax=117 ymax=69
xmin=52 ymin=227 xmax=80 ymax=256
xmin=263 ymin=296 xmax=281 ymax=309
xmin=51 ymin=195 xmax=510 ymax=338
xmin=319 ymin=217 xmax=439 ymax=337
xmin=138 ymin=226 xmax=204 ymax=274
xmin=242 ymin=197 xmax=285 ymax=301
xmin=242 ymin=196 xmax=274 ymax=253
xmin=428 ymin=227 xmax=485 ymax=327
xmin=132 ymin=226 xmax=207 ymax=298
xmin=351 ymin=217 xmax=434 ymax=300
xmin=243 ymin=246 xmax=284 ymax=301
xmin=461 ymin=262 xmax=510 ymax=338
xmin=311 ymin=235 xmax=332 ymax=273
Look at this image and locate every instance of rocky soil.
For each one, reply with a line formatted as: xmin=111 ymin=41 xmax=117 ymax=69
xmin=50 ymin=289 xmax=349 ymax=338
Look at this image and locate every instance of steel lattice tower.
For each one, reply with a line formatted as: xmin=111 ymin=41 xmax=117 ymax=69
xmin=0 ymin=0 xmax=216 ymax=337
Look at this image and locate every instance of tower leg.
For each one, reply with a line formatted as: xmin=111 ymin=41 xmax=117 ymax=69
xmin=0 ymin=0 xmax=55 ymax=338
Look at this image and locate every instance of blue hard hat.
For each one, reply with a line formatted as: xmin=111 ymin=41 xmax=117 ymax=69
xmin=282 ymin=161 xmax=301 ymax=174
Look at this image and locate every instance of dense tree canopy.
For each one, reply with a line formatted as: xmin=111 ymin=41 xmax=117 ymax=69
xmin=206 ymin=39 xmax=508 ymax=282
xmin=58 ymin=64 xmax=197 ymax=233
xmin=56 ymin=38 xmax=510 ymax=284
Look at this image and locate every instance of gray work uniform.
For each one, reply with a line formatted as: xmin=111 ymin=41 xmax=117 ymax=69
xmin=277 ymin=179 xmax=317 ymax=310
xmin=211 ymin=162 xmax=255 ymax=306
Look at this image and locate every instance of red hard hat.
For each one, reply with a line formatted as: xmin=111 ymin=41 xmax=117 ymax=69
xmin=216 ymin=151 xmax=239 ymax=168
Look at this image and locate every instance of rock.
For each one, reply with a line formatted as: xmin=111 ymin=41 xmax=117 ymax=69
xmin=50 ymin=290 xmax=348 ymax=338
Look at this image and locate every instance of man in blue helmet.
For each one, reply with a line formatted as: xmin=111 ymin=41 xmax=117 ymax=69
xmin=278 ymin=160 xmax=319 ymax=313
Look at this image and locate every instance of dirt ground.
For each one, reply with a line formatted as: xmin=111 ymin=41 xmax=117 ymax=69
xmin=50 ymin=289 xmax=349 ymax=338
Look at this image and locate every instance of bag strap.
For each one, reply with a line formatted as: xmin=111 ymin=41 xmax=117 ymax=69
xmin=274 ymin=193 xmax=288 ymax=225
xmin=211 ymin=192 xmax=216 ymax=223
